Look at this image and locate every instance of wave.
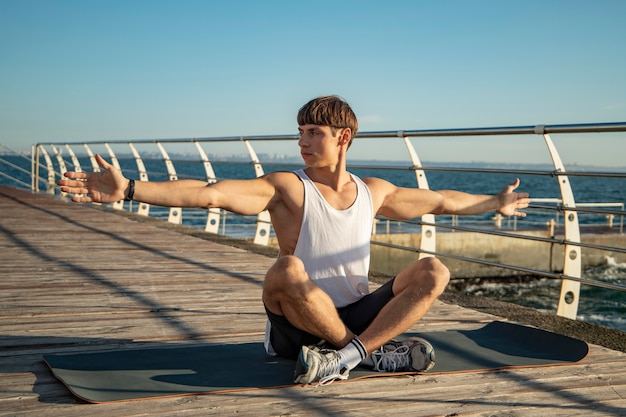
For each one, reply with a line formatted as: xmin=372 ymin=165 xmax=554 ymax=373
xmin=459 ymin=261 xmax=626 ymax=332
xmin=585 ymin=256 xmax=626 ymax=282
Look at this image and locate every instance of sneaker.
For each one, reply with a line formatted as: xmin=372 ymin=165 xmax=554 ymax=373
xmin=370 ymin=336 xmax=436 ymax=372
xmin=294 ymin=345 xmax=349 ymax=385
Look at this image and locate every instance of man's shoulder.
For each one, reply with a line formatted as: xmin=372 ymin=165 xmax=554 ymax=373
xmin=263 ymin=170 xmax=303 ymax=191
xmin=361 ymin=176 xmax=392 ymax=188
xmin=263 ymin=171 xmax=304 ymax=212
xmin=264 ymin=170 xmax=301 ymax=182
xmin=361 ymin=176 xmax=397 ymax=204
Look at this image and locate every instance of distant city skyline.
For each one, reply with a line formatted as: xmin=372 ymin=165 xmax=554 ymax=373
xmin=1 ymin=0 xmax=625 ymax=167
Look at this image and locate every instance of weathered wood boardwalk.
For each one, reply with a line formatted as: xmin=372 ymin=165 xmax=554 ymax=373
xmin=1 ymin=186 xmax=625 ymax=416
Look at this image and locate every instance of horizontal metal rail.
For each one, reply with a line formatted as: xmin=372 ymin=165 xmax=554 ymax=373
xmin=399 ymin=165 xmax=626 ymax=179
xmin=359 ymin=122 xmax=626 ymax=138
xmin=530 ymin=203 xmax=626 ymax=218
xmin=33 ymin=122 xmax=626 ymax=148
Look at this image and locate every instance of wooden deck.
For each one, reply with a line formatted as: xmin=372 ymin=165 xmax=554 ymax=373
xmin=1 ymin=185 xmax=625 ymax=417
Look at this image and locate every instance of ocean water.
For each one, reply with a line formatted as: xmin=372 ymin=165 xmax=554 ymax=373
xmin=1 ymin=153 xmax=625 ymax=332
xmin=456 ymin=258 xmax=626 ymax=332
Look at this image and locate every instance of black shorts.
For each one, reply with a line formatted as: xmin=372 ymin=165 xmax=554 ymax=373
xmin=265 ymin=278 xmax=395 ymax=360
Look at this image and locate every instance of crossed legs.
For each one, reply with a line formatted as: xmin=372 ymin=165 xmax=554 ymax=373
xmin=262 ymin=255 xmax=450 ymax=356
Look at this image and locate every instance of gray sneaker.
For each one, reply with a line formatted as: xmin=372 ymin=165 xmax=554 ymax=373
xmin=294 ymin=345 xmax=349 ymax=385
xmin=370 ymin=336 xmax=436 ymax=372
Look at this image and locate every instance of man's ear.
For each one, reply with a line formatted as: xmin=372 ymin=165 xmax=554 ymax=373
xmin=338 ymin=128 xmax=352 ymax=146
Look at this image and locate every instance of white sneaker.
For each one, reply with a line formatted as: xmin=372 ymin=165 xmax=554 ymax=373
xmin=293 ymin=345 xmax=350 ymax=385
xmin=370 ymin=337 xmax=436 ymax=372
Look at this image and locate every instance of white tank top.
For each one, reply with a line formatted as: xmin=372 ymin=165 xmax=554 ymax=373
xmin=293 ymin=169 xmax=374 ymax=307
xmin=264 ymin=169 xmax=374 ymax=355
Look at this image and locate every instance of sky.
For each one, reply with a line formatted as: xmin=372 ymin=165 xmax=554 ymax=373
xmin=1 ymin=0 xmax=625 ymax=167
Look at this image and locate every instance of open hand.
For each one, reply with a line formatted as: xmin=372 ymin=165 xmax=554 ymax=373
xmin=497 ymin=178 xmax=530 ymax=217
xmin=57 ymin=154 xmax=129 ymax=203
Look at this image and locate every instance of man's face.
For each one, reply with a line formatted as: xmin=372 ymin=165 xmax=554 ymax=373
xmin=297 ymin=124 xmax=345 ymax=167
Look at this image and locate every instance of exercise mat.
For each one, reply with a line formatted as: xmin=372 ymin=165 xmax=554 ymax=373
xmin=43 ymin=321 xmax=589 ymax=403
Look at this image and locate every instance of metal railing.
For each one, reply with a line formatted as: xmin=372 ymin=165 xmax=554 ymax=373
xmin=4 ymin=121 xmax=624 ymax=325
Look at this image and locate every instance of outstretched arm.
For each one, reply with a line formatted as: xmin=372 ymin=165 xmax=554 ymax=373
xmin=369 ymin=177 xmax=530 ymax=220
xmin=58 ymin=154 xmax=137 ymax=203
xmin=57 ymin=154 xmax=277 ymax=215
xmin=437 ymin=178 xmax=530 ymax=217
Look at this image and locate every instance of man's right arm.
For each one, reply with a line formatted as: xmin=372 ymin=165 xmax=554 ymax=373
xmin=58 ymin=154 xmax=278 ymax=216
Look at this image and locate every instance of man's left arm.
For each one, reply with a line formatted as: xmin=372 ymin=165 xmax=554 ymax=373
xmin=437 ymin=178 xmax=530 ymax=217
xmin=369 ymin=177 xmax=530 ymax=220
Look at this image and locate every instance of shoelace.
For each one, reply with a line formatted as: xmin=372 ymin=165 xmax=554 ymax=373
xmin=317 ymin=351 xmax=348 ymax=386
xmin=372 ymin=344 xmax=411 ymax=372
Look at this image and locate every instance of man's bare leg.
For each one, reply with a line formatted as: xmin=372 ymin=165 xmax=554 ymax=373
xmin=357 ymin=257 xmax=450 ymax=353
xmin=262 ymin=255 xmax=355 ymax=348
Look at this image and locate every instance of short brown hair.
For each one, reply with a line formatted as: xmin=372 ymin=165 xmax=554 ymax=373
xmin=297 ymin=95 xmax=359 ymax=144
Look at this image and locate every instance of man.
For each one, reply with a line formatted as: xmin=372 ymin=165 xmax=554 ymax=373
xmin=58 ymin=95 xmax=530 ymax=385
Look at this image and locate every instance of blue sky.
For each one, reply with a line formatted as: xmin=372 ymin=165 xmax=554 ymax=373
xmin=1 ymin=0 xmax=625 ymax=166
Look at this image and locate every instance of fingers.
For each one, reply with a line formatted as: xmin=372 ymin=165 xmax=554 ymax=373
xmin=505 ymin=178 xmax=521 ymax=192
xmin=61 ymin=154 xmax=111 ymax=179
xmin=67 ymin=195 xmax=94 ymax=203
xmin=59 ymin=184 xmax=88 ymax=195
xmin=518 ymin=196 xmax=531 ymax=207
xmin=95 ymin=154 xmax=112 ymax=170
xmin=57 ymin=175 xmax=90 ymax=198
xmin=57 ymin=178 xmax=86 ymax=187
xmin=62 ymin=171 xmax=87 ymax=180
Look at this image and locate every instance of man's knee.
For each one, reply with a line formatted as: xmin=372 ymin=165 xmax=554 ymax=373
xmin=398 ymin=257 xmax=449 ymax=297
xmin=418 ymin=257 xmax=450 ymax=294
xmin=268 ymin=255 xmax=306 ymax=279
xmin=264 ymin=256 xmax=308 ymax=296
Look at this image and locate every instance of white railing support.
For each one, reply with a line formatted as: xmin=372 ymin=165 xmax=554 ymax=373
xmin=64 ymin=144 xmax=82 ymax=173
xmin=36 ymin=146 xmax=56 ymax=195
xmin=542 ymin=132 xmax=582 ymax=320
xmin=83 ymin=144 xmax=101 ymax=173
xmin=403 ymin=136 xmax=436 ymax=259
xmin=242 ymin=139 xmax=271 ymax=246
xmin=194 ymin=141 xmax=221 ymax=234
xmin=156 ymin=142 xmax=182 ymax=225
xmin=128 ymin=143 xmax=151 ymax=217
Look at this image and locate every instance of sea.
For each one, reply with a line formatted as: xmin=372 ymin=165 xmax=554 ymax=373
xmin=1 ymin=152 xmax=625 ymax=332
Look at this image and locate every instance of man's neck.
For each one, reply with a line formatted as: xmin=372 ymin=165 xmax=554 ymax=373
xmin=304 ymin=163 xmax=351 ymax=190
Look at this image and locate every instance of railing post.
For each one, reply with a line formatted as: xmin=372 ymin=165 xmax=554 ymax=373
xmin=128 ymin=143 xmax=151 ymax=216
xmin=40 ymin=146 xmax=57 ymax=195
xmin=541 ymin=128 xmax=582 ymax=320
xmin=194 ymin=141 xmax=221 ymax=234
xmin=403 ymin=136 xmax=436 ymax=259
xmin=50 ymin=144 xmax=67 ymax=177
xmin=64 ymin=144 xmax=82 ymax=173
xmin=103 ymin=143 xmax=125 ymax=211
xmin=156 ymin=142 xmax=182 ymax=224
xmin=83 ymin=144 xmax=101 ymax=173
xmin=31 ymin=145 xmax=38 ymax=192
xmin=242 ymin=139 xmax=271 ymax=246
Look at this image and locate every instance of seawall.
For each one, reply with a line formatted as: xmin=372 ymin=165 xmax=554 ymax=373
xmin=369 ymin=231 xmax=625 ymax=278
